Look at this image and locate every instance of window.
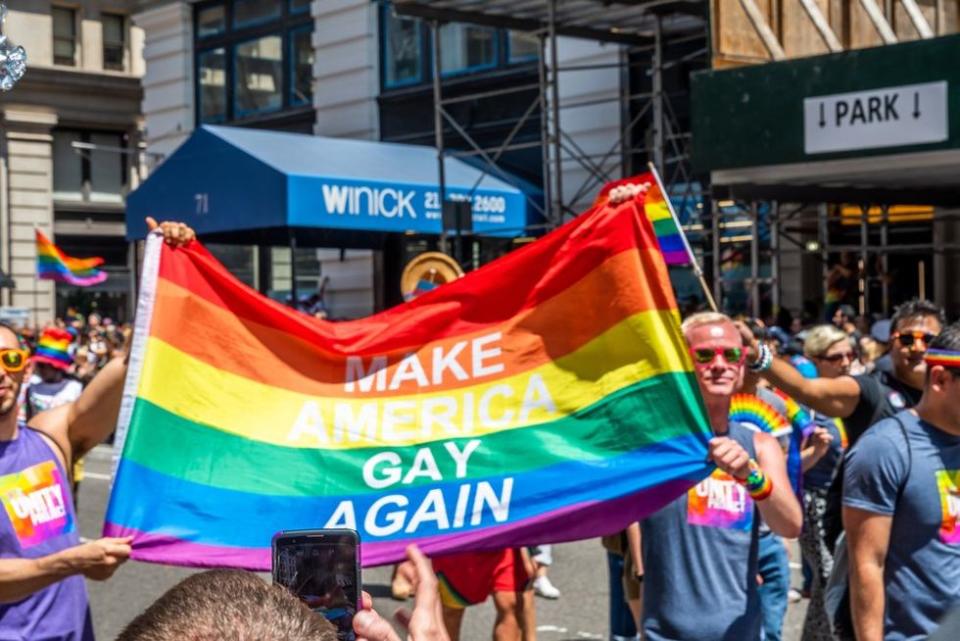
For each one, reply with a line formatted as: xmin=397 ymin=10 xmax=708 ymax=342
xmin=508 ymin=31 xmax=539 ymax=63
xmin=102 ymin=14 xmax=126 ymax=71
xmin=198 ymin=48 xmax=228 ymax=123
xmin=440 ymin=24 xmax=497 ymax=75
xmin=290 ymin=26 xmax=313 ymax=106
xmin=234 ymin=36 xmax=283 ymax=117
xmin=379 ymin=4 xmax=537 ymax=90
xmin=383 ymin=10 xmax=422 ymax=88
xmin=233 ymin=0 xmax=282 ymax=28
xmin=193 ymin=1 xmax=313 ymax=123
xmin=53 ymin=130 xmax=127 ymax=204
xmin=197 ymin=4 xmax=226 ymax=38
xmin=53 ymin=132 xmax=83 ymax=201
xmin=289 ymin=0 xmax=311 ymax=14
xmin=52 ymin=7 xmax=77 ymax=66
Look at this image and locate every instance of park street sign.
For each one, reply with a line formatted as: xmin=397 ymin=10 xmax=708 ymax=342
xmin=804 ymin=81 xmax=948 ymax=154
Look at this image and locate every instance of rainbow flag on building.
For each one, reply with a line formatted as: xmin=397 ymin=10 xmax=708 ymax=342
xmin=36 ymin=230 xmax=107 ymax=287
xmin=104 ymin=197 xmax=713 ymax=570
xmin=595 ymin=173 xmax=689 ymax=265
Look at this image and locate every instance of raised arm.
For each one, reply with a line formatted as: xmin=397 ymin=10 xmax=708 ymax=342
xmin=736 ymin=322 xmax=861 ymax=418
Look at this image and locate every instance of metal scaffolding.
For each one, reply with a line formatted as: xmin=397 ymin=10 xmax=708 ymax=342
xmin=391 ymin=0 xmax=708 ymax=229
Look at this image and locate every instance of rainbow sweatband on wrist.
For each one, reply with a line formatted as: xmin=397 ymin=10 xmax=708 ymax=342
xmin=737 ymin=459 xmax=774 ymax=501
xmin=923 ymin=349 xmax=960 ymax=369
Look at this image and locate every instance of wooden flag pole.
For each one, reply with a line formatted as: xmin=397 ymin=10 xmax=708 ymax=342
xmin=646 ymin=162 xmax=719 ymax=312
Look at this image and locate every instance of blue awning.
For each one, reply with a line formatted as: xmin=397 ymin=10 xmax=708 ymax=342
xmin=126 ymin=126 xmax=539 ymax=246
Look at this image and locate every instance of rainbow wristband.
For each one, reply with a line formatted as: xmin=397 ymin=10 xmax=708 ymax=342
xmin=736 ymin=460 xmax=774 ymax=501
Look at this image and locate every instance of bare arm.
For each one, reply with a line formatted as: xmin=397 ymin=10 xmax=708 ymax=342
xmin=626 ymin=522 xmax=642 ymax=576
xmin=753 ymin=432 xmax=803 ymax=538
xmin=801 ymin=427 xmax=833 ymax=472
xmin=762 ymin=359 xmax=861 ymax=419
xmin=844 ymin=506 xmax=892 ymax=641
xmin=0 ymin=538 xmax=132 ymax=604
xmin=30 ymin=357 xmax=127 ymax=462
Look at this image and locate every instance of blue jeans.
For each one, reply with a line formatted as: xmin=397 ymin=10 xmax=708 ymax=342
xmin=607 ymin=552 xmax=637 ymax=641
xmin=758 ymin=533 xmax=790 ymax=641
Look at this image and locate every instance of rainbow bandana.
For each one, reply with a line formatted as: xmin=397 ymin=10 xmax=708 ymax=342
xmin=925 ymin=349 xmax=960 ymax=369
xmin=104 ymin=196 xmax=714 ymax=570
xmin=33 ymin=327 xmax=74 ymax=372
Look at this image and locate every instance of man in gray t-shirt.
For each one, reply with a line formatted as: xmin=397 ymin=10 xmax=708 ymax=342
xmin=641 ymin=313 xmax=802 ymax=641
xmin=843 ymin=324 xmax=960 ymax=641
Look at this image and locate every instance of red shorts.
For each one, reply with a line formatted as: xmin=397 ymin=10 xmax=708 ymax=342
xmin=432 ymin=549 xmax=529 ymax=608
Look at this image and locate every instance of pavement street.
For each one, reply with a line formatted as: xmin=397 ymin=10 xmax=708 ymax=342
xmin=79 ymin=446 xmax=807 ymax=640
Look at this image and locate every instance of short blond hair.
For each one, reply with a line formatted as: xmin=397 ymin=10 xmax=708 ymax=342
xmin=803 ymin=324 xmax=849 ymax=358
xmin=681 ymin=311 xmax=734 ymax=335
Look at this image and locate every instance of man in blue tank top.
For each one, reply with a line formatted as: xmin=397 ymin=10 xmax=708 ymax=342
xmin=640 ymin=312 xmax=802 ymax=641
xmin=0 ymin=219 xmax=194 ymax=641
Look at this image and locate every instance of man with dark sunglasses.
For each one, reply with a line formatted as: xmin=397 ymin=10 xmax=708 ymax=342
xmin=0 ymin=219 xmax=194 ymax=641
xmin=640 ymin=312 xmax=801 ymax=641
xmin=743 ymin=299 xmax=944 ymax=451
xmin=843 ymin=324 xmax=960 ymax=641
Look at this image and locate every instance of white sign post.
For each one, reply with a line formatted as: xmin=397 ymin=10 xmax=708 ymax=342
xmin=804 ymin=81 xmax=948 ymax=154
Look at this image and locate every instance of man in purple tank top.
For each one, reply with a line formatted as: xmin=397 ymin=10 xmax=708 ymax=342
xmin=0 ymin=219 xmax=194 ymax=641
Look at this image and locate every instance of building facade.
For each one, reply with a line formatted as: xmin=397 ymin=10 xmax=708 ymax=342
xmin=132 ymin=0 xmax=639 ymax=318
xmin=0 ymin=0 xmax=145 ymax=324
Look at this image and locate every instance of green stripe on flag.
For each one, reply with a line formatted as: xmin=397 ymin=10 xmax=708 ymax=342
xmin=122 ymin=371 xmax=708 ymax=497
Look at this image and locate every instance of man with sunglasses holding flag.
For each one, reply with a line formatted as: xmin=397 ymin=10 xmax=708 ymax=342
xmin=0 ymin=219 xmax=194 ymax=641
xmin=640 ymin=312 xmax=801 ymax=641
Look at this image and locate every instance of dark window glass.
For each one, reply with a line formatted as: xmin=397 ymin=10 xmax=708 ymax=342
xmin=291 ymin=27 xmax=313 ymax=106
xmin=383 ymin=10 xmax=422 ymax=87
xmin=53 ymin=131 xmax=83 ymax=200
xmin=197 ymin=4 xmax=226 ymax=38
xmin=290 ymin=0 xmax=311 ymax=14
xmin=508 ymin=31 xmax=538 ymax=63
xmin=198 ymin=48 xmax=228 ymax=123
xmin=234 ymin=36 xmax=283 ymax=117
xmin=233 ymin=0 xmax=281 ymax=28
xmin=52 ymin=7 xmax=77 ymax=66
xmin=102 ymin=13 xmax=126 ymax=71
xmin=440 ymin=23 xmax=496 ymax=75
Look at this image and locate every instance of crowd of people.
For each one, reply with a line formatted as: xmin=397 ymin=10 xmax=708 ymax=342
xmin=0 ymin=217 xmax=956 ymax=641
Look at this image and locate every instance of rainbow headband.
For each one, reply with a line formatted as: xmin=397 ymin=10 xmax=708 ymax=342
xmin=924 ymin=349 xmax=960 ymax=369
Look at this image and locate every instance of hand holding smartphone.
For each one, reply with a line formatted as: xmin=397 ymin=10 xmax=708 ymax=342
xmin=272 ymin=529 xmax=361 ymax=641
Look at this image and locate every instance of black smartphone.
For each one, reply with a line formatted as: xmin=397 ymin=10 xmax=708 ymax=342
xmin=272 ymin=529 xmax=361 ymax=641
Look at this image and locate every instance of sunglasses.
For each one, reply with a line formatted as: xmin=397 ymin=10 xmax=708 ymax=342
xmin=0 ymin=348 xmax=29 ymax=373
xmin=892 ymin=332 xmax=938 ymax=348
xmin=817 ymin=351 xmax=855 ymax=363
xmin=690 ymin=347 xmax=745 ymax=366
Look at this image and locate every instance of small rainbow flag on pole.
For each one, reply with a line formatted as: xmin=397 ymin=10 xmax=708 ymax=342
xmin=105 ymin=195 xmax=713 ymax=570
xmin=36 ymin=230 xmax=107 ymax=287
xmin=595 ymin=173 xmax=689 ymax=265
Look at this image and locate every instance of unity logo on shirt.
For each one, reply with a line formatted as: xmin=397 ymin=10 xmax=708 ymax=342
xmin=936 ymin=470 xmax=960 ymax=545
xmin=687 ymin=469 xmax=753 ymax=531
xmin=0 ymin=460 xmax=74 ymax=549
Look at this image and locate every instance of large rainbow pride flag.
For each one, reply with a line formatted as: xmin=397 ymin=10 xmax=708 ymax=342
xmin=36 ymin=230 xmax=107 ymax=287
xmin=104 ymin=196 xmax=713 ymax=569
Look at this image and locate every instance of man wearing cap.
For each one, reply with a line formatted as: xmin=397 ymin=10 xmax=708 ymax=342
xmin=843 ymin=323 xmax=960 ymax=641
xmin=0 ymin=219 xmax=194 ymax=641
